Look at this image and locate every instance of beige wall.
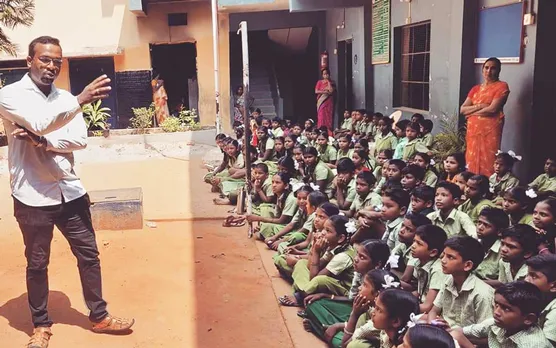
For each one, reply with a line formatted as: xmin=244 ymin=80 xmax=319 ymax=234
xmin=2 ymin=0 xmax=231 ymax=129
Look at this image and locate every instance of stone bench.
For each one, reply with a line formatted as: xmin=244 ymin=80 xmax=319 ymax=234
xmin=89 ymin=187 xmax=143 ymax=230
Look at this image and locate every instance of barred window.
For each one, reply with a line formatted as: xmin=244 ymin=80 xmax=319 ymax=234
xmin=394 ymin=21 xmax=431 ymax=111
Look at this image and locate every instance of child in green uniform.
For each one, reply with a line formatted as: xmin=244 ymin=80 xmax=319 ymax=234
xmin=274 ymin=200 xmax=337 ymax=277
xmin=393 ymin=119 xmax=410 ymax=160
xmin=283 ymin=134 xmax=297 ymax=157
xmin=489 ymin=224 xmax=538 ymax=288
xmin=304 ymin=241 xmax=390 ymax=348
xmin=529 ymin=157 xmax=556 ymax=197
xmin=271 ymin=136 xmax=287 ymax=161
xmin=266 ymin=185 xmax=314 ymax=251
xmin=525 ymin=254 xmax=556 ymax=346
xmin=502 ymin=187 xmax=534 ymax=226
xmin=490 ymin=152 xmax=520 ymax=205
xmin=407 ymin=225 xmax=448 ymax=313
xmin=373 ymin=149 xmax=393 ymax=185
xmin=333 ymin=158 xmax=357 ymax=210
xmin=292 ymin=144 xmax=306 ymax=181
xmin=345 ymin=171 xmax=381 ymax=219
xmin=336 ymin=134 xmax=354 ymax=164
xmin=401 ymin=122 xmax=421 ymax=161
xmin=402 ymin=324 xmax=457 ymax=348
xmin=427 ymin=236 xmax=494 ymax=328
xmin=459 ymin=174 xmax=495 ymax=224
xmin=303 ymin=146 xmax=335 ymax=197
xmin=255 ymin=126 xmax=277 ymax=173
xmin=412 ymin=152 xmax=438 ymax=188
xmin=271 ymin=117 xmax=284 ymax=138
xmin=531 ymin=198 xmax=556 ymax=254
xmin=427 ymin=182 xmax=477 ymax=238
xmin=418 ymin=119 xmax=434 ymax=149
xmin=401 ymin=165 xmax=425 ymax=193
xmin=352 ymin=150 xmax=374 ymax=176
xmin=246 ymin=172 xmax=297 ymax=240
xmin=213 ymin=139 xmax=247 ymax=205
xmin=341 ymin=270 xmax=402 ymax=348
xmin=475 ymin=207 xmax=509 ymax=282
xmin=316 ymin=131 xmax=338 ymax=167
xmin=453 ymin=281 xmax=553 ymax=348
xmin=336 ymin=109 xmax=353 ymax=136
xmin=278 ymin=215 xmax=356 ymax=306
xmin=410 ymin=186 xmax=435 ymax=216
xmin=373 ymin=117 xmax=398 ymax=158
xmin=250 ymin=163 xmax=275 ymax=217
xmin=204 ymin=133 xmax=229 ymax=183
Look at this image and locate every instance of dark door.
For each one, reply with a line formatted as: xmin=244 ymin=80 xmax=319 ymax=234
xmin=337 ymin=40 xmax=353 ymax=119
xmin=69 ymin=57 xmax=117 ymax=128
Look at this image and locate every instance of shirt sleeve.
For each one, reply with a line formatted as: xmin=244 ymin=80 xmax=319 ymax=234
xmin=529 ymin=175 xmax=544 ymax=189
xmin=474 ymin=286 xmax=495 ymax=324
xmin=282 ymin=194 xmax=298 ymax=217
xmin=433 ymin=284 xmax=446 ymax=310
xmin=543 ymin=306 xmax=556 ymax=345
xmin=429 ymin=266 xmax=447 ymax=291
xmin=326 ymin=252 xmax=354 ymax=275
xmin=460 ymin=212 xmax=478 ymax=238
xmin=44 ymin=114 xmax=88 ymax=153
xmin=315 ymin=163 xmax=330 ymax=181
xmin=234 ymin=153 xmax=245 ymax=168
xmin=0 ymin=88 xmax=82 ymax=136
xmin=462 ymin=318 xmax=494 ymax=339
xmin=327 ymin=146 xmax=338 ymax=161
xmin=301 ymin=213 xmax=315 ymax=232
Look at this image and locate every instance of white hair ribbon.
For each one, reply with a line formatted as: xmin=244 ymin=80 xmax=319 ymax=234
xmin=526 ymin=188 xmax=538 ymax=199
xmin=345 ymin=220 xmax=357 ymax=234
xmin=386 ymin=255 xmax=400 ymax=269
xmin=290 ymin=179 xmax=305 ymax=193
xmin=507 ymin=150 xmax=522 ymax=161
xmin=382 ymin=274 xmax=400 ymax=289
xmin=310 ymin=183 xmax=320 ymax=191
xmin=294 ymin=161 xmax=300 ymax=171
xmin=406 ymin=313 xmax=418 ymax=329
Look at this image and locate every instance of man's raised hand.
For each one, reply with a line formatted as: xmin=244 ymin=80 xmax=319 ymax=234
xmin=77 ymin=75 xmax=112 ymax=106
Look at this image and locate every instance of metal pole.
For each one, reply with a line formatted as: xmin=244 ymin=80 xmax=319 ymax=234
xmin=211 ymin=0 xmax=222 ymax=134
xmin=238 ymin=21 xmax=253 ymax=237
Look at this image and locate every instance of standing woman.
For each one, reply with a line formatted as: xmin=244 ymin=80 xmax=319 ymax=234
xmin=315 ymin=68 xmax=335 ymax=131
xmin=233 ymin=85 xmax=254 ymax=123
xmin=152 ymin=77 xmax=170 ymax=125
xmin=460 ymin=57 xmax=510 ymax=177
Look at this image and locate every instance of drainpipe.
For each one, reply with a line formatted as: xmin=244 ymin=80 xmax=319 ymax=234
xmin=211 ymin=0 xmax=222 ymax=134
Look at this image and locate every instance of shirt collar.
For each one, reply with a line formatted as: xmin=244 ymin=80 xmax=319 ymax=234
xmin=446 ymin=273 xmax=478 ymax=295
xmin=489 ymin=239 xmax=501 ymax=253
xmin=543 ymin=298 xmax=556 ymax=315
xmin=497 ymin=172 xmax=512 ymax=182
xmin=420 ymin=258 xmax=440 ymax=274
xmin=491 ymin=324 xmax=543 ymax=345
xmin=434 ymin=208 xmax=457 ymax=223
xmin=21 ymin=73 xmax=59 ymax=97
xmin=387 ymin=216 xmax=403 ymax=229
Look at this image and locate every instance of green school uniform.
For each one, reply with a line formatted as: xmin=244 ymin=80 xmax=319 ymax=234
xmin=510 ymin=213 xmax=533 ymax=226
xmin=414 ymin=257 xmax=446 ymax=302
xmin=348 ymin=310 xmax=381 ymax=347
xmin=259 ymin=192 xmax=298 ymax=239
xmin=373 ymin=176 xmax=387 ymax=195
xmin=372 ymin=165 xmax=382 ymax=183
xmin=373 ymin=132 xmax=398 ymax=157
xmin=489 ymin=172 xmax=520 ymax=204
xmin=279 ymin=211 xmax=315 ymax=250
xmin=356 ymin=121 xmax=368 ymax=135
xmin=393 ymin=137 xmax=407 ymax=160
xmin=337 ymin=148 xmax=354 ymax=160
xmin=420 ymin=133 xmax=434 ymax=148
xmin=458 ymin=198 xmax=496 ymax=224
xmin=540 ymin=298 xmax=556 ymax=346
xmin=332 ymin=177 xmax=357 ymax=206
xmin=312 ymin=161 xmax=335 ymax=197
xmin=318 ymin=145 xmax=338 ymax=163
xmin=498 ymin=260 xmax=528 ymax=283
xmin=463 ymin=318 xmax=553 ymax=348
xmin=433 ymin=273 xmax=494 ymax=328
xmin=391 ymin=243 xmax=418 ymax=272
xmin=427 ymin=208 xmax=477 ymax=238
xmin=341 ymin=118 xmax=353 ymax=130
xmin=530 ymin=173 xmax=556 ymax=194
xmin=271 ymin=127 xmax=284 ymax=138
xmin=474 ymin=240 xmax=501 ymax=281
xmin=218 ymin=153 xmax=246 ymax=197
xmin=423 ymin=169 xmax=438 ymax=187
xmin=384 ymin=217 xmax=404 ymax=251
xmin=350 ymin=191 xmax=382 ymax=214
xmin=366 ymin=123 xmax=376 ymax=137
xmin=292 ymin=246 xmax=356 ymax=296
xmin=402 ymin=138 xmax=420 ymax=161
xmin=252 ymin=177 xmax=275 ymax=217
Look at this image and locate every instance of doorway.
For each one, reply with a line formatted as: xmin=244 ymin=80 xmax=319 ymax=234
xmin=337 ymin=40 xmax=353 ymax=117
xmin=150 ymin=43 xmax=197 ymax=116
xmin=69 ymin=57 xmax=117 ymax=128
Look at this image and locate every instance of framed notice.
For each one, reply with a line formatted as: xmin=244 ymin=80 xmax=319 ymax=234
xmin=372 ymin=0 xmax=391 ymax=65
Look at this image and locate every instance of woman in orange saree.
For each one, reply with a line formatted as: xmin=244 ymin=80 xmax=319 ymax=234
xmin=461 ymin=57 xmax=510 ymax=177
xmin=152 ymin=78 xmax=170 ymax=126
xmin=315 ymin=68 xmax=335 ymax=131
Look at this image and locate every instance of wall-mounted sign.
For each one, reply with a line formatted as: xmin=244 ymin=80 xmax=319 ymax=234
xmin=372 ymin=0 xmax=390 ymax=65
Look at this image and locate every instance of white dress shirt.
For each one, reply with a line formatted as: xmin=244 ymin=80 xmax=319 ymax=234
xmin=0 ymin=74 xmax=88 ymax=207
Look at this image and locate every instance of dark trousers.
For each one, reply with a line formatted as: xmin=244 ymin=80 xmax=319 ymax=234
xmin=14 ymin=194 xmax=108 ymax=328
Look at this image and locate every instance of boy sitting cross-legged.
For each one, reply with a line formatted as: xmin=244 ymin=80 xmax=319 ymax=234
xmin=525 ymin=254 xmax=556 ymax=346
xmin=426 ymin=236 xmax=494 ymax=328
xmin=427 ymin=181 xmax=477 ymax=238
xmin=452 ymin=281 xmax=553 ymax=348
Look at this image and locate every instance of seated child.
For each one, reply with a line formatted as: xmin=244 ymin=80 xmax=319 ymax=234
xmin=302 ymin=146 xmax=335 ymax=197
xmin=453 ymin=281 xmax=553 ymax=348
xmin=427 ymin=182 xmax=477 ymax=238
xmin=274 ymin=198 xmax=335 ymax=278
xmin=368 ymin=112 xmax=382 ymax=141
xmin=532 ymin=198 xmax=556 ymax=255
xmin=453 ymin=171 xmax=475 ymax=202
xmin=272 ymin=136 xmax=287 ymax=161
xmin=489 ymin=224 xmax=539 ymax=288
xmin=373 ymin=149 xmax=393 ymax=185
xmin=335 ymin=109 xmax=353 ymax=136
xmin=354 ymin=139 xmax=374 ymax=167
xmin=336 ymin=134 xmax=354 ymax=163
xmin=250 ymin=163 xmax=274 ymax=216
xmin=213 ymin=139 xmax=250 ymax=205
xmin=502 ymin=187 xmax=534 ymax=226
xmin=401 ymin=164 xmax=426 ymax=192
xmin=284 ymin=134 xmax=297 ymax=158
xmin=413 ymin=152 xmax=438 ymax=187
xmin=345 ymin=171 xmax=381 ymax=219
xmin=381 ymin=188 xmax=410 ymax=250
xmin=525 ymin=254 xmax=556 ymax=346
xmin=490 ymin=151 xmax=520 ymax=205
xmin=393 ymin=119 xmax=410 ymax=160
xmin=418 ymin=119 xmax=434 ymax=149
xmin=427 ymin=236 xmax=494 ymax=328
xmin=341 ymin=270 xmax=403 ymax=348
xmin=271 ymin=117 xmax=284 ymax=138
xmin=304 ymin=240 xmax=390 ymax=348
xmin=390 ymin=213 xmax=431 ymax=281
xmin=292 ymin=124 xmax=308 ymax=145
xmin=458 ymin=174 xmax=496 ymax=224
xmin=411 ymin=113 xmax=425 ymax=124
xmin=373 ymin=117 xmax=398 ymax=157
xmin=402 ymin=122 xmax=422 ymax=161
xmin=278 ymin=215 xmax=356 ymax=306
xmin=246 ymin=172 xmax=297 ymax=239
xmin=352 ymin=150 xmax=373 ymax=175
xmin=408 ymin=225 xmax=448 ymax=313
xmin=440 ymin=152 xmax=466 ymax=184
xmin=402 ymin=324 xmax=458 ymax=348
xmin=529 ymin=156 xmax=556 ymax=197
xmin=204 ymin=135 xmax=231 ymax=186
xmin=333 ymin=158 xmax=357 ymax=210
xmin=410 ymin=186 xmax=435 ymax=216
xmin=292 ymin=144 xmax=306 ymax=180
xmin=255 ymin=126 xmax=275 ymax=164
xmin=265 ymin=185 xmax=314 ymax=250
xmin=316 ymin=130 xmax=338 ymax=167
xmin=475 ymin=207 xmax=509 ymax=281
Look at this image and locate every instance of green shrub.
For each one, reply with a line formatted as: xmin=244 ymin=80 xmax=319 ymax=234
xmin=83 ymin=100 xmax=111 ymax=130
xmin=160 ymin=117 xmax=182 ymax=133
xmin=130 ymin=103 xmax=155 ymax=131
xmin=431 ymin=112 xmax=466 ymax=171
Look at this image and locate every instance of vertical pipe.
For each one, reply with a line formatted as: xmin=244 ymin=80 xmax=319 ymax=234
xmin=211 ymin=0 xmax=221 ymax=134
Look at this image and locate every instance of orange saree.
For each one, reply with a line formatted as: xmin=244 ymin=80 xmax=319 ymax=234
xmin=465 ymin=81 xmax=509 ymax=177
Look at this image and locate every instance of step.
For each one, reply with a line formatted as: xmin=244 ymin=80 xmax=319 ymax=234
xmin=250 ymin=90 xmax=273 ymax=99
xmin=257 ymin=106 xmax=276 ymax=114
xmin=250 ymin=85 xmax=271 ymax=93
xmin=253 ymin=98 xmax=274 ymax=105
xmin=251 ymin=77 xmax=270 ymax=84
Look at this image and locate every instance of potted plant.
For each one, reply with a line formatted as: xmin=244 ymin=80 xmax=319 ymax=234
xmin=83 ymin=100 xmax=111 ymax=137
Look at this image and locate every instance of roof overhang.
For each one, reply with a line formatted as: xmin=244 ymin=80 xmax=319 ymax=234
xmin=289 ymin=0 xmax=367 ymax=12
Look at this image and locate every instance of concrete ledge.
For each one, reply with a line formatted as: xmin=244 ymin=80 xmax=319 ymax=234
xmin=89 ymin=187 xmax=143 ymax=230
xmin=86 ymin=128 xmax=218 ymax=147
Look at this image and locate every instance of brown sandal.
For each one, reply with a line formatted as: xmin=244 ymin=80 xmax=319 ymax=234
xmin=92 ymin=315 xmax=135 ymax=334
xmin=28 ymin=327 xmax=52 ymax=348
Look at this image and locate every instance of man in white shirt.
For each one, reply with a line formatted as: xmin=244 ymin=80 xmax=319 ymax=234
xmin=0 ymin=36 xmax=134 ymax=348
